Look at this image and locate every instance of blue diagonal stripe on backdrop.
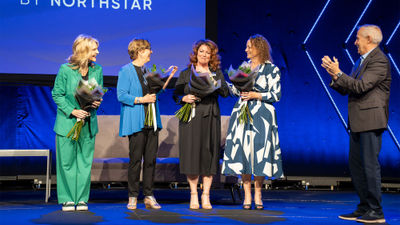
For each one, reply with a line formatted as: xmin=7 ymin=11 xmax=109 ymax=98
xmin=386 ymin=20 xmax=400 ymax=45
xmin=343 ymin=0 xmax=373 ymax=63
xmin=303 ymin=0 xmax=331 ymax=45
xmin=344 ymin=0 xmax=373 ymax=44
xmin=304 ymin=50 xmax=348 ymax=131
xmin=386 ymin=20 xmax=400 ymax=77
xmin=302 ymin=0 xmax=348 ymax=131
xmin=384 ymin=20 xmax=400 ymax=150
xmin=388 ymin=53 xmax=400 ymax=76
xmin=344 ymin=49 xmax=355 ymax=65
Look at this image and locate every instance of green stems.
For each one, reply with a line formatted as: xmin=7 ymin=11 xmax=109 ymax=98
xmin=239 ymin=103 xmax=253 ymax=124
xmin=144 ymin=103 xmax=154 ymax=127
xmin=66 ymin=119 xmax=85 ymax=141
xmin=175 ymin=103 xmax=193 ymax=122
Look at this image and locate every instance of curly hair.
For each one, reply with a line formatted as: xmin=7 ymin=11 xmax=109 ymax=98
xmin=128 ymin=38 xmax=151 ymax=61
xmin=68 ymin=34 xmax=99 ymax=70
xmin=189 ymin=39 xmax=221 ymax=71
xmin=248 ymin=34 xmax=273 ymax=63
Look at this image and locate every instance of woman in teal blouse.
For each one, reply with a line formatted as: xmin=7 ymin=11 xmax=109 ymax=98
xmin=52 ymin=35 xmax=103 ymax=212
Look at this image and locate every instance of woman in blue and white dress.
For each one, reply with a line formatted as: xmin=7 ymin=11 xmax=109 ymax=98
xmin=222 ymin=34 xmax=283 ymax=210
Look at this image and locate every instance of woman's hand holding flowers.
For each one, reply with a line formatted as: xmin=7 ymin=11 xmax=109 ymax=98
xmin=241 ymin=91 xmax=261 ymax=101
xmin=182 ymin=94 xmax=199 ymax=104
xmin=72 ymin=109 xmax=89 ymax=119
xmin=141 ymin=93 xmax=156 ymax=103
xmin=91 ymin=99 xmax=102 ymax=109
xmin=67 ymin=78 xmax=106 ymax=141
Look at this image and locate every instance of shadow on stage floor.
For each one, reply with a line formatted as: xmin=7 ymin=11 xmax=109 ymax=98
xmin=0 ymin=188 xmax=399 ymax=225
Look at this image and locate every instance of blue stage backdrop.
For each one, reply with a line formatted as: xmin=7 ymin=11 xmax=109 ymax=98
xmin=0 ymin=0 xmax=399 ymax=178
xmin=216 ymin=0 xmax=400 ymax=177
xmin=0 ymin=0 xmax=205 ymax=75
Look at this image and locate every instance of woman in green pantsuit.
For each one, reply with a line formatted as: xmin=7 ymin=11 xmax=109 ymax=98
xmin=52 ymin=35 xmax=103 ymax=212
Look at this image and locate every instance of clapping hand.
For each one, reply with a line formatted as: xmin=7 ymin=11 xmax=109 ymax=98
xmin=321 ymin=56 xmax=341 ymax=80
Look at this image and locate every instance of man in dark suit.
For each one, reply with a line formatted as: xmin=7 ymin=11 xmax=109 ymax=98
xmin=321 ymin=24 xmax=391 ymax=224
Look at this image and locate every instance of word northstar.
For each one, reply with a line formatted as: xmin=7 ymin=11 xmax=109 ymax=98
xmin=21 ymin=0 xmax=153 ymax=10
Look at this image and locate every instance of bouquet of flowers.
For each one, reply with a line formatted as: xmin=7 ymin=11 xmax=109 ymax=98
xmin=67 ymin=78 xmax=106 ymax=141
xmin=226 ymin=61 xmax=259 ymax=124
xmin=175 ymin=64 xmax=221 ymax=123
xmin=144 ymin=64 xmax=178 ymax=131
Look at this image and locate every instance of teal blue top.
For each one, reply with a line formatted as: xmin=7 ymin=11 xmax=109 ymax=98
xmin=117 ymin=63 xmax=163 ymax=137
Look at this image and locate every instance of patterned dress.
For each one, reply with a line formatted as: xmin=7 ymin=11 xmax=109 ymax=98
xmin=222 ymin=61 xmax=284 ymax=178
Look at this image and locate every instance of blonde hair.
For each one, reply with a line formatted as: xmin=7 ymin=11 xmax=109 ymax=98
xmin=128 ymin=38 xmax=151 ymax=60
xmin=358 ymin=24 xmax=383 ymax=44
xmin=249 ymin=34 xmax=273 ymax=63
xmin=189 ymin=39 xmax=221 ymax=71
xmin=68 ymin=34 xmax=99 ymax=70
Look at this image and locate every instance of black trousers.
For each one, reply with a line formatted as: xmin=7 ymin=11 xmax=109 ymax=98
xmin=349 ymin=130 xmax=383 ymax=214
xmin=128 ymin=129 xmax=159 ymax=197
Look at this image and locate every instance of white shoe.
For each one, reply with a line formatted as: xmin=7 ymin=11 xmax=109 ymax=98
xmin=62 ymin=202 xmax=75 ymax=211
xmin=76 ymin=201 xmax=88 ymax=211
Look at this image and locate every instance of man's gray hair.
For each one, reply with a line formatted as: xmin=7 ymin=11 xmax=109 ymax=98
xmin=358 ymin=24 xmax=383 ymax=44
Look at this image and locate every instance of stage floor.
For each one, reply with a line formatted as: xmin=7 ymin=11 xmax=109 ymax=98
xmin=0 ymin=189 xmax=399 ymax=225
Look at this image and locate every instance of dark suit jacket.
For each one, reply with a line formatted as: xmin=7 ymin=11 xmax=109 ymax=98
xmin=330 ymin=47 xmax=391 ymax=132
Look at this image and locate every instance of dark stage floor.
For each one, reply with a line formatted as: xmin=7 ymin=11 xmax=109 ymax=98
xmin=0 ymin=188 xmax=399 ymax=225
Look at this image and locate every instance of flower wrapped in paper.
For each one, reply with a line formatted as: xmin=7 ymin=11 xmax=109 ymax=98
xmin=175 ymin=64 xmax=221 ymax=123
xmin=67 ymin=78 xmax=107 ymax=141
xmin=227 ymin=61 xmax=259 ymax=124
xmin=144 ymin=65 xmax=177 ymax=130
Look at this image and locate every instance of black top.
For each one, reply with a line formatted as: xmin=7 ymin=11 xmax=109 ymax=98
xmin=134 ymin=65 xmax=151 ymax=128
xmin=173 ymin=67 xmax=229 ymax=175
xmin=82 ymin=73 xmax=88 ymax=81
xmin=134 ymin=65 xmax=149 ymax=95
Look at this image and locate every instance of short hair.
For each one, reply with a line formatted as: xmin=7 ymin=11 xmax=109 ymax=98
xmin=189 ymin=39 xmax=221 ymax=71
xmin=248 ymin=34 xmax=273 ymax=63
xmin=68 ymin=34 xmax=99 ymax=70
xmin=358 ymin=24 xmax=383 ymax=44
xmin=128 ymin=38 xmax=151 ymax=60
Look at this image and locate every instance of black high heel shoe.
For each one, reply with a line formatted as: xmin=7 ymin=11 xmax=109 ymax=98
xmin=242 ymin=204 xmax=252 ymax=210
xmin=255 ymin=204 xmax=264 ymax=210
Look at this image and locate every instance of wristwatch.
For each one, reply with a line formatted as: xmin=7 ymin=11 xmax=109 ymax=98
xmin=336 ymin=71 xmax=343 ymax=78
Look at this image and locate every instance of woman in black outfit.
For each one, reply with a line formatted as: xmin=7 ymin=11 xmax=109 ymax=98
xmin=173 ymin=39 xmax=229 ymax=209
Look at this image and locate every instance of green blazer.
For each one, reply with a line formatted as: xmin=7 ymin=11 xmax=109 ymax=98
xmin=52 ymin=63 xmax=103 ymax=137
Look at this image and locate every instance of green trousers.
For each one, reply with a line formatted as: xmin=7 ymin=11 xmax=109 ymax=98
xmin=56 ymin=128 xmax=95 ymax=204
